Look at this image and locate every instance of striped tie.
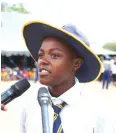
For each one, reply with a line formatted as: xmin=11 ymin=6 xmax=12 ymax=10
xmin=51 ymin=100 xmax=67 ymax=133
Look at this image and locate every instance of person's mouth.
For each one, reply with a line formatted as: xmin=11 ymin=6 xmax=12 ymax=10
xmin=39 ymin=68 xmax=51 ymax=76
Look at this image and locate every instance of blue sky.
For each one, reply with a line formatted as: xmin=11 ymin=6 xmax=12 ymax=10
xmin=1 ymin=0 xmax=116 ymax=48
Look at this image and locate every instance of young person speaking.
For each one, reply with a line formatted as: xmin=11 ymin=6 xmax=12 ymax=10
xmin=2 ymin=21 xmax=115 ymax=133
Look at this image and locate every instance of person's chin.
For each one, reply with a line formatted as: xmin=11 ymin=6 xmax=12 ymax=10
xmin=39 ymin=78 xmax=53 ymax=86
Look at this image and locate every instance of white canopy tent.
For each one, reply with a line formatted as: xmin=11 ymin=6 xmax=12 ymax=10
xmin=1 ymin=12 xmax=31 ymax=56
xmin=96 ymin=48 xmax=116 ymax=55
xmin=91 ymin=47 xmax=116 ymax=55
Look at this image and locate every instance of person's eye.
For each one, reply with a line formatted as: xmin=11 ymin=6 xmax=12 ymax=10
xmin=38 ymin=53 xmax=44 ymax=58
xmin=51 ymin=53 xmax=60 ymax=58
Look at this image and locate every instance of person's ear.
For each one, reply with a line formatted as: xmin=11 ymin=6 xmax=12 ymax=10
xmin=72 ymin=58 xmax=83 ymax=71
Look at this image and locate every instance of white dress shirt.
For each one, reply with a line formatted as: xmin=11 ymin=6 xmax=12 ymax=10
xmin=20 ymin=79 xmax=116 ymax=133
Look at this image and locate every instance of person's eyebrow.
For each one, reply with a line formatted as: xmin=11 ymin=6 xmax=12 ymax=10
xmin=50 ymin=48 xmax=63 ymax=52
xmin=39 ymin=48 xmax=63 ymax=52
xmin=39 ymin=49 xmax=43 ymax=52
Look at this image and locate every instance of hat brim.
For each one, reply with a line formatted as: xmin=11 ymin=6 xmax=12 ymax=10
xmin=22 ymin=21 xmax=102 ymax=83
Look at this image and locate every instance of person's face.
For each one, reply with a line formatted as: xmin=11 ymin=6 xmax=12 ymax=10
xmin=37 ymin=37 xmax=82 ymax=86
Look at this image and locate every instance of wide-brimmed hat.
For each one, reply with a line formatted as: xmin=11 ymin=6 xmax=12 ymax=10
xmin=22 ymin=21 xmax=102 ymax=83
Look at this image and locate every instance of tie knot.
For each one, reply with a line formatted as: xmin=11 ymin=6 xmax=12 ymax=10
xmin=51 ymin=100 xmax=67 ymax=114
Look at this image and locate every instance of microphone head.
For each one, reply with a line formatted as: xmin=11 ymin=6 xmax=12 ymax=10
xmin=38 ymin=87 xmax=49 ymax=98
xmin=12 ymin=78 xmax=30 ymax=96
xmin=38 ymin=87 xmax=50 ymax=106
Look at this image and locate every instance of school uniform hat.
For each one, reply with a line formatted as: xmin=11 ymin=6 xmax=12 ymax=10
xmin=22 ymin=21 xmax=102 ymax=83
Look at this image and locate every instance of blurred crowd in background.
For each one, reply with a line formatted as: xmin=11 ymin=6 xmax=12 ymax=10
xmin=1 ymin=55 xmax=38 ymax=82
xmin=1 ymin=66 xmax=38 ymax=82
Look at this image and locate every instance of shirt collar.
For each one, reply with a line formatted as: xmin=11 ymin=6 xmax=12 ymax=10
xmin=50 ymin=78 xmax=83 ymax=106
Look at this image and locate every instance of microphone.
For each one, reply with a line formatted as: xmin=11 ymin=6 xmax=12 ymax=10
xmin=1 ymin=78 xmax=30 ymax=105
xmin=38 ymin=87 xmax=50 ymax=133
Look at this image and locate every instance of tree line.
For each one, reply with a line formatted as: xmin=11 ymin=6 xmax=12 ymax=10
xmin=1 ymin=2 xmax=29 ymax=14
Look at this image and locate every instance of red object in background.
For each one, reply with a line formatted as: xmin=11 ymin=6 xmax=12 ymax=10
xmin=22 ymin=71 xmax=29 ymax=78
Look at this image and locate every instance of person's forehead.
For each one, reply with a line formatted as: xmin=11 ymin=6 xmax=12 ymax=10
xmin=41 ymin=37 xmax=74 ymax=51
xmin=42 ymin=37 xmax=66 ymax=46
xmin=39 ymin=37 xmax=78 ymax=57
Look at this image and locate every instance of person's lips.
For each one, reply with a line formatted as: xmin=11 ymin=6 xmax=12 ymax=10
xmin=39 ymin=68 xmax=51 ymax=76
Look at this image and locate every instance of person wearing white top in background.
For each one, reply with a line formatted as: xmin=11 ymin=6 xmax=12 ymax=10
xmin=102 ymin=56 xmax=112 ymax=89
xmin=111 ymin=56 xmax=116 ymax=86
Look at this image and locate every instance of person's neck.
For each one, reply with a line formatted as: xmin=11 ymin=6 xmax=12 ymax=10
xmin=48 ymin=78 xmax=75 ymax=97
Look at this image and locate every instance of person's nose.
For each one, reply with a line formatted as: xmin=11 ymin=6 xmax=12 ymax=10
xmin=38 ymin=56 xmax=49 ymax=66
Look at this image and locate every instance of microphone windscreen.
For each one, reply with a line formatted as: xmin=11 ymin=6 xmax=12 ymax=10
xmin=12 ymin=78 xmax=30 ymax=96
